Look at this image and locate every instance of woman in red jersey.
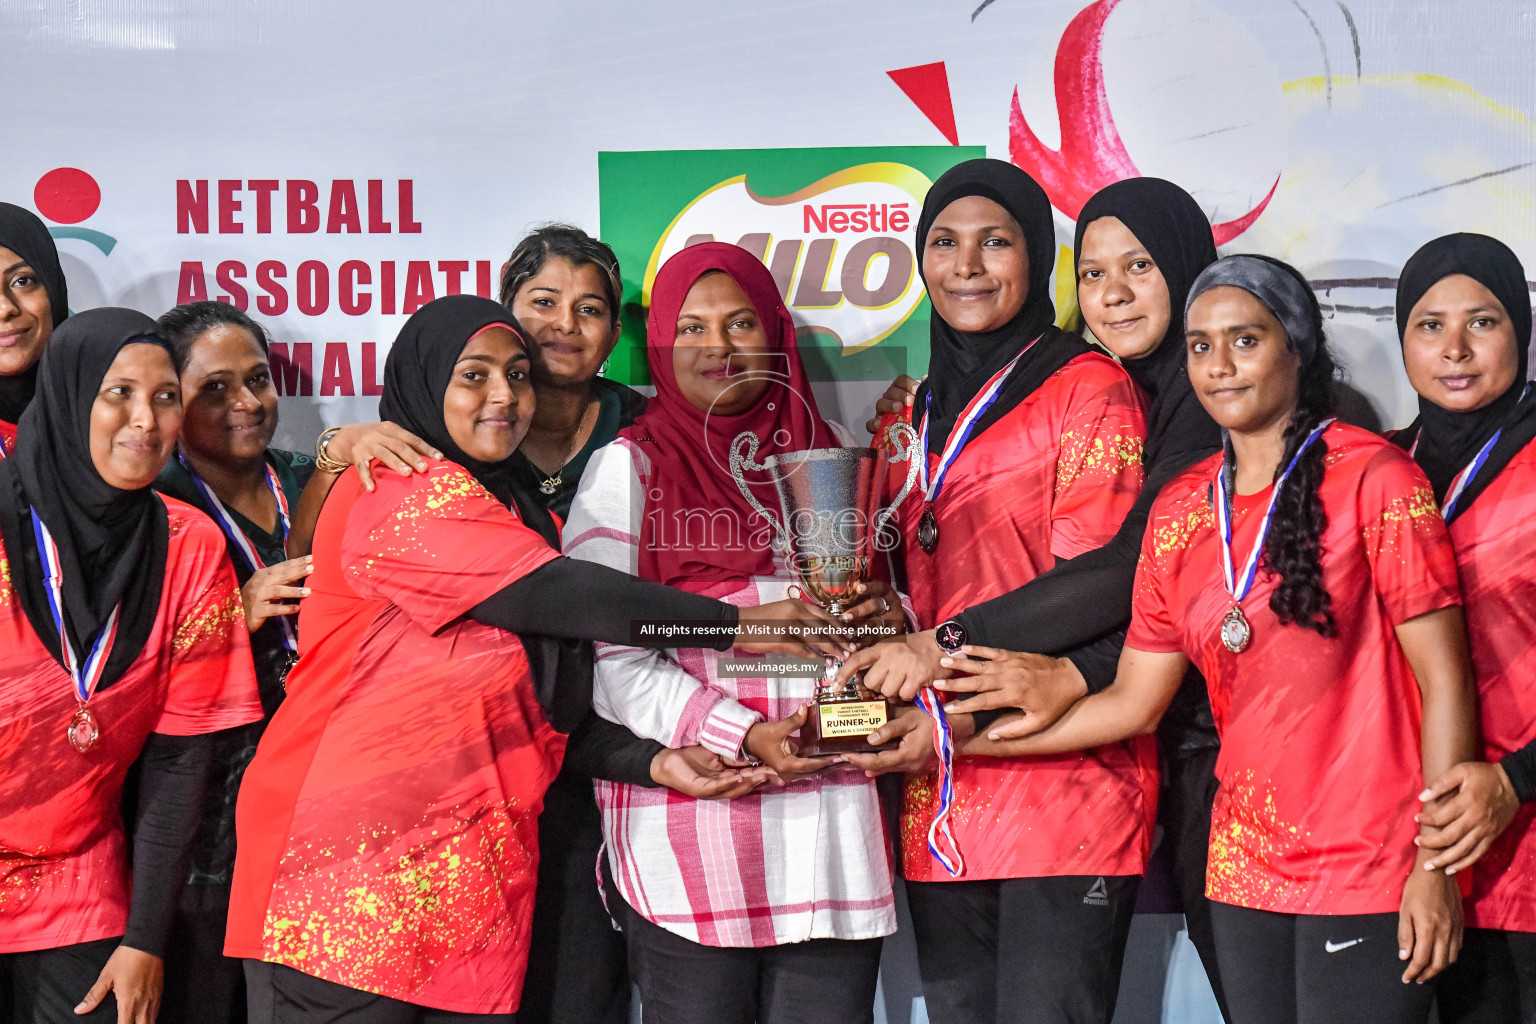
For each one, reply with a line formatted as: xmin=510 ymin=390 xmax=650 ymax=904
xmin=0 ymin=308 xmax=262 ymax=1024
xmin=848 ymin=176 xmax=1233 ymax=1019
xmin=0 ymin=202 xmax=68 ymax=453
xmin=226 ymin=295 xmax=837 ymax=1024
xmin=842 ymin=159 xmax=1153 ymax=1024
xmin=257 ymin=229 xmax=774 ymax=1024
xmin=950 ymin=254 xmax=1476 ymax=1024
xmin=1382 ymin=234 xmax=1536 ymax=1024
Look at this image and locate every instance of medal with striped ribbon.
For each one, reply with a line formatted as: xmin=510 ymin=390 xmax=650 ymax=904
xmin=1213 ymin=419 xmax=1334 ymax=654
xmin=1410 ymin=383 xmax=1531 ymax=522
xmin=32 ymin=514 xmax=120 ymax=753
xmin=177 ymin=452 xmax=298 ymax=653
xmin=915 ymin=336 xmax=1039 ymax=554
xmin=913 ymin=687 xmax=966 ymax=877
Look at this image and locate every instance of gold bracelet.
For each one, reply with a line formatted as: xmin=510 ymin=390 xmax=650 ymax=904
xmin=314 ymin=426 xmax=349 ymax=474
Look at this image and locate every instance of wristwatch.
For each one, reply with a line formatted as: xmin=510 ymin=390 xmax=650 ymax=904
xmin=935 ymin=619 xmax=968 ymax=655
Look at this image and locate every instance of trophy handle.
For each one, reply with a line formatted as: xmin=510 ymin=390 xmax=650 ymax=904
xmin=874 ymin=422 xmax=923 ymax=536
xmin=729 ymin=431 xmax=790 ymax=551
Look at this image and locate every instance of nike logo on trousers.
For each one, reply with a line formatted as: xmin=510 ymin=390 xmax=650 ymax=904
xmin=1324 ymin=938 xmax=1364 ymax=953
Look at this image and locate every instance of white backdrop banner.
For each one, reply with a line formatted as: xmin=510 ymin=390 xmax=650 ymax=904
xmin=6 ymin=0 xmax=1534 ymax=449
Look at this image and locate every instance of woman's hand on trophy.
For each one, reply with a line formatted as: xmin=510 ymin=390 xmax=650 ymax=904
xmin=832 ymin=630 xmax=948 ymax=702
xmin=735 ymin=600 xmax=854 ymax=659
xmin=839 ymin=581 xmax=907 ymax=640
xmin=864 ymin=374 xmax=922 ymax=434
xmin=934 ymin=647 xmax=1088 ymax=740
xmin=840 ymin=704 xmax=956 ymax=777
xmin=744 ymin=706 xmax=843 ymax=784
xmin=649 ymin=745 xmax=773 ymax=800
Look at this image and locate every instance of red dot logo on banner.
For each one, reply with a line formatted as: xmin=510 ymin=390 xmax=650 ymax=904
xmin=34 ymin=168 xmax=102 ymax=224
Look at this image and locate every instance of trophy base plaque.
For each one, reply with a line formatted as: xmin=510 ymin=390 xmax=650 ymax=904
xmin=799 ymin=682 xmax=901 ymax=757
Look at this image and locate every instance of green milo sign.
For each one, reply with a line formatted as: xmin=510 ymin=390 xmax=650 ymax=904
xmin=598 ymin=146 xmax=984 ymax=385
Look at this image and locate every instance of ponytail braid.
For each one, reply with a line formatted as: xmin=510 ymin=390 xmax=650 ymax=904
xmin=1256 ymin=256 xmax=1337 ymax=638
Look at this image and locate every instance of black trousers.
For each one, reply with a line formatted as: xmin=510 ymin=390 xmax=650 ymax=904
xmin=905 ymin=874 xmax=1139 ymax=1024
xmin=161 ymin=883 xmax=246 ymax=1024
xmin=518 ymin=770 xmax=630 ymax=1024
xmin=1437 ymin=926 xmax=1536 ymax=1024
xmin=618 ymin=895 xmax=883 ymax=1024
xmin=0 ymin=937 xmax=119 ymax=1024
xmin=244 ymin=961 xmax=516 ymax=1024
xmin=1163 ymin=747 xmax=1232 ymax=1022
xmin=1209 ymin=901 xmax=1435 ymax=1024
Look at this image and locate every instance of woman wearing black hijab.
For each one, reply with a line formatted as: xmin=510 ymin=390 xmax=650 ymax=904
xmin=853 ymin=177 xmax=1232 ymax=1016
xmin=840 ymin=160 xmax=1153 ymax=1024
xmin=1385 ymin=234 xmax=1536 ymax=1023
xmin=0 ymin=202 xmax=69 ymax=449
xmin=227 ymin=296 xmax=840 ymax=1024
xmin=0 ymin=309 xmax=262 ymax=1024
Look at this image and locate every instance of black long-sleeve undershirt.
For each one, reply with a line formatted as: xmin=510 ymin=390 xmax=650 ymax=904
xmin=468 ymin=556 xmax=738 ymax=649
xmin=468 ymin=556 xmax=738 ymax=777
xmin=1504 ymin=741 xmax=1536 ymax=804
xmin=563 ymin=715 xmax=664 ymax=788
xmin=121 ymin=732 xmax=214 ymax=957
xmin=953 ymin=443 xmax=1220 ymax=742
xmin=954 ymin=457 xmax=1168 ymax=661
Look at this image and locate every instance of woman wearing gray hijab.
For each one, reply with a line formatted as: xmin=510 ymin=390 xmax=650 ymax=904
xmin=950 ymin=255 xmax=1477 ymax=1024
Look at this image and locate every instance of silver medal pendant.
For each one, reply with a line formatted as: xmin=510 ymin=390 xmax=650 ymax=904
xmin=917 ymin=507 xmax=939 ymax=554
xmin=67 ymin=704 xmax=100 ymax=754
xmin=1220 ymin=607 xmax=1251 ymax=654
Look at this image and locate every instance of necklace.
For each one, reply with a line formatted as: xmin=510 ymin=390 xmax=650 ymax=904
xmin=534 ymin=396 xmax=599 ymax=496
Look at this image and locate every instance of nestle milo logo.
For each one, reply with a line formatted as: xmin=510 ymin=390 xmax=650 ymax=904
xmin=642 ymin=163 xmax=930 ymax=355
xmin=601 ymin=146 xmax=984 ymax=383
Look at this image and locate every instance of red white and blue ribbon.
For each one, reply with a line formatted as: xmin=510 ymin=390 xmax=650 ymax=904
xmin=917 ymin=336 xmax=1039 ymax=502
xmin=32 ymin=513 xmax=120 ymax=706
xmin=1215 ymin=419 xmax=1334 ymax=605
xmin=914 ymin=687 xmax=965 ymax=877
xmin=178 ymin=451 xmax=297 ymax=651
xmin=1410 ymin=383 xmax=1531 ymax=521
xmin=0 ymin=431 xmax=8 ymax=458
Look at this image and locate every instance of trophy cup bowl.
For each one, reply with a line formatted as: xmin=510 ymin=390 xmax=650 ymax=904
xmin=730 ymin=424 xmax=922 ymax=757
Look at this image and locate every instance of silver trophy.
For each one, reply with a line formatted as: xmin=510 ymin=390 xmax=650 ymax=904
xmin=730 ymin=423 xmax=922 ymax=755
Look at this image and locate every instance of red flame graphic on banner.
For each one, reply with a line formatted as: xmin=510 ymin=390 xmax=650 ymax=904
xmin=1008 ymin=0 xmax=1278 ymax=244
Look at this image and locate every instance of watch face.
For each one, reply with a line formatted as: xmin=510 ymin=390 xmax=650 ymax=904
xmin=936 ymin=621 xmax=966 ymax=653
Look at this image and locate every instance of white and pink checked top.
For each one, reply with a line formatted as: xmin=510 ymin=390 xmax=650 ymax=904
xmin=563 ymin=433 xmax=897 ymax=948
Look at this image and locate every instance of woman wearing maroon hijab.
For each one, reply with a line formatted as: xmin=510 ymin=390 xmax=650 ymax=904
xmin=565 ymin=243 xmax=908 ymax=1024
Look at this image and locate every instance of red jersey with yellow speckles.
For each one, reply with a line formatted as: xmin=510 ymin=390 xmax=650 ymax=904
xmin=0 ymin=497 xmax=260 ymax=953
xmin=1442 ymin=435 xmax=1536 ymax=932
xmin=1128 ymin=422 xmax=1461 ymax=914
xmin=898 ymin=352 xmax=1156 ymax=882
xmin=225 ymin=462 xmax=566 ymax=1015
xmin=0 ymin=418 xmax=17 ymax=457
